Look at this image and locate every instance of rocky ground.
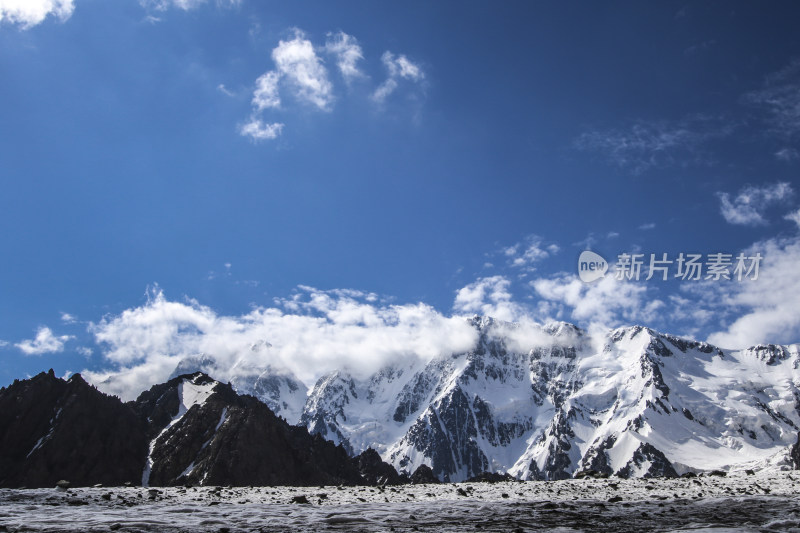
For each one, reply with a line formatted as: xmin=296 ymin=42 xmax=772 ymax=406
xmin=1 ymin=471 xmax=799 ymax=532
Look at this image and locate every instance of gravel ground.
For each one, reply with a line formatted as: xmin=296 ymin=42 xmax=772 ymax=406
xmin=1 ymin=471 xmax=799 ymax=532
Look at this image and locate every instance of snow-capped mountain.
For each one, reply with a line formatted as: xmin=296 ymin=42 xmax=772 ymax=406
xmin=169 ymin=353 xmax=308 ymax=424
xmin=292 ymin=317 xmax=800 ymax=482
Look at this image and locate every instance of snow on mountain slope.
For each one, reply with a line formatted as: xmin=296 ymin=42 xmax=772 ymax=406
xmin=290 ymin=318 xmax=800 ymax=482
xmin=142 ymin=374 xmax=218 ymax=486
xmin=169 ymin=354 xmax=308 ymax=424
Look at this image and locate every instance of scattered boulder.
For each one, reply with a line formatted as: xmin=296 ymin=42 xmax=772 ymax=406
xmin=409 ymin=464 xmax=440 ymax=484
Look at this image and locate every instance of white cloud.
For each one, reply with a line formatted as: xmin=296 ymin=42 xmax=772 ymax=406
xmin=139 ymin=0 xmax=240 ymax=11
xmin=271 ymin=30 xmax=333 ymax=111
xmin=239 ymin=118 xmax=283 ymax=141
xmin=503 ymin=237 xmax=559 ymax=270
xmin=15 ymin=326 xmax=74 ymax=355
xmin=706 ymin=235 xmax=800 ymax=348
xmin=85 ymin=287 xmax=478 ymax=401
xmin=531 ymin=274 xmax=664 ymax=330
xmin=372 ymin=51 xmax=424 ymax=103
xmin=251 ymin=71 xmax=281 ymax=110
xmin=324 ymin=31 xmax=365 ymax=83
xmin=786 ymin=208 xmax=800 ymax=229
xmin=638 ymin=223 xmax=656 ymax=231
xmin=717 ymin=182 xmax=793 ymax=226
xmin=60 ymin=312 xmax=77 ymax=324
xmin=0 ymin=0 xmax=74 ymax=29
xmin=217 ymin=84 xmax=235 ymax=97
xmin=452 ymin=276 xmax=526 ymax=322
xmin=76 ymin=346 xmax=92 ymax=357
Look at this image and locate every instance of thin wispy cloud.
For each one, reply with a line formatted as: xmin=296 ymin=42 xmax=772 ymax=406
xmin=574 ymin=116 xmax=732 ymax=175
xmin=717 ymin=182 xmax=794 ymax=226
xmin=502 ymin=236 xmax=559 ymax=272
xmin=744 ymin=59 xmax=800 ymax=139
xmin=372 ymin=51 xmax=425 ymax=103
xmin=775 ymin=147 xmax=799 ymax=162
xmin=0 ymin=0 xmax=74 ymax=29
xmin=786 ymin=208 xmax=800 ymax=230
xmin=324 ymin=31 xmax=365 ymax=83
xmin=15 ymin=326 xmax=74 ymax=355
xmin=139 ymin=0 xmax=241 ymax=12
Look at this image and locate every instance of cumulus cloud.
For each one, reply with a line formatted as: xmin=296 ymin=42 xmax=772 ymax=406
xmin=239 ymin=118 xmax=283 ymax=141
xmin=452 ymin=276 xmax=526 ymax=322
xmin=0 ymin=0 xmax=74 ymax=28
xmin=531 ymin=274 xmax=664 ymax=330
xmin=15 ymin=326 xmax=74 ymax=355
xmin=84 ymin=287 xmax=478 ymax=401
xmin=706 ymin=235 xmax=800 ymax=348
xmin=372 ymin=51 xmax=424 ymax=103
xmin=324 ymin=31 xmax=364 ymax=83
xmin=240 ymin=29 xmax=426 ymax=141
xmin=271 ymin=30 xmax=333 ymax=111
xmin=717 ymin=182 xmax=793 ymax=226
xmin=251 ymin=71 xmax=281 ymax=111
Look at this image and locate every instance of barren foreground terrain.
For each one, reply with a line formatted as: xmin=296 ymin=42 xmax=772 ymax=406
xmin=1 ymin=471 xmax=799 ymax=532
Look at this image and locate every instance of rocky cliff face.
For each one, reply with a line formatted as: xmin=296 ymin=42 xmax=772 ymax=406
xmin=0 ymin=370 xmax=147 ymax=488
xmin=0 ymin=371 xmax=401 ymax=488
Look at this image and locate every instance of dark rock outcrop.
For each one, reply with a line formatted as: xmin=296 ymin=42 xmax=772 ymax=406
xmin=0 ymin=371 xmax=406 ymax=488
xmin=0 ymin=370 xmax=148 ymax=488
xmin=353 ymin=448 xmax=406 ymax=485
xmin=409 ymin=464 xmax=440 ymax=484
xmin=791 ymin=432 xmax=800 ymax=469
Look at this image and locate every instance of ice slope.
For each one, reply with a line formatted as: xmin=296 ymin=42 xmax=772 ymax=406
xmin=293 ymin=318 xmax=800 ymax=482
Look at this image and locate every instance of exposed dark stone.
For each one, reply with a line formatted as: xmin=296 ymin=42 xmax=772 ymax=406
xmin=616 ymin=443 xmax=677 ymax=479
xmin=409 ymin=464 xmax=440 ymax=484
xmin=790 ymin=432 xmax=800 ymax=470
xmin=0 ymin=371 xmax=148 ymax=488
xmin=353 ymin=448 xmax=405 ymax=485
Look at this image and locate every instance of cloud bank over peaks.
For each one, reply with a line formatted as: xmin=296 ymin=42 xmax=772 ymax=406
xmin=84 ymin=286 xmax=478 ymax=401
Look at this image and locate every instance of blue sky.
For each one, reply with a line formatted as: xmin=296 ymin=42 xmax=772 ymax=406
xmin=2 ymin=0 xmax=800 ymax=396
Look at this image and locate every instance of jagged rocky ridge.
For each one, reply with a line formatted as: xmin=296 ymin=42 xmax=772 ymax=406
xmin=258 ymin=318 xmax=800 ymax=482
xmin=0 ymin=371 xmax=407 ymax=488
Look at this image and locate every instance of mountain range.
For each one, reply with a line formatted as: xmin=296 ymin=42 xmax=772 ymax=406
xmin=3 ymin=316 xmax=800 ymax=487
xmin=205 ymin=317 xmax=800 ymax=482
